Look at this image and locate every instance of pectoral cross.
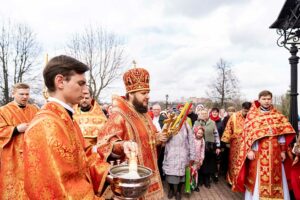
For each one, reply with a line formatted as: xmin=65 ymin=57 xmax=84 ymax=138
xmin=148 ymin=139 xmax=156 ymax=150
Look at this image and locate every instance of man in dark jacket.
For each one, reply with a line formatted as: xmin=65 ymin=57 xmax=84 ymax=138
xmin=187 ymin=104 xmax=198 ymax=126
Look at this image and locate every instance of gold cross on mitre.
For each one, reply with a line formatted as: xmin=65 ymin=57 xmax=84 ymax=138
xmin=132 ymin=60 xmax=137 ymax=68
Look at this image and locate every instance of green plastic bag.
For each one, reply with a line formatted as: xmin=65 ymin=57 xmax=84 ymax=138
xmin=190 ymin=165 xmax=197 ymax=190
xmin=185 ymin=166 xmax=191 ymax=194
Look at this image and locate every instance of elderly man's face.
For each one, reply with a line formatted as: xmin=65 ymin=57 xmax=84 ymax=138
xmin=152 ymin=105 xmax=161 ymax=117
xmin=199 ymin=110 xmax=209 ymax=121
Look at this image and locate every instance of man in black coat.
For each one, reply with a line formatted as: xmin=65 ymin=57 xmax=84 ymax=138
xmin=188 ymin=104 xmax=198 ymax=126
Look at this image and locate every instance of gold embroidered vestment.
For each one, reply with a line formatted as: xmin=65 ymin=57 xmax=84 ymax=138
xmin=221 ymin=111 xmax=246 ymax=187
xmin=24 ymin=102 xmax=104 ymax=199
xmin=97 ymin=95 xmax=164 ymax=200
xmin=0 ymin=102 xmax=38 ymax=200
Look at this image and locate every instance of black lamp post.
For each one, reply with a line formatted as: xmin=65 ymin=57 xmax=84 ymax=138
xmin=165 ymin=94 xmax=169 ymax=111
xmin=270 ymin=0 xmax=300 ymax=135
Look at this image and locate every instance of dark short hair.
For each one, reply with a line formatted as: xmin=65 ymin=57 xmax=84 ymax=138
xmin=211 ymin=107 xmax=219 ymax=113
xmin=258 ymin=90 xmax=272 ymax=99
xmin=43 ymin=55 xmax=89 ymax=92
xmin=242 ymin=102 xmax=252 ymax=109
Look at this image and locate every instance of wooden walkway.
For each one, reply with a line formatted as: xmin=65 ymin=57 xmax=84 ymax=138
xmin=162 ymin=177 xmax=243 ymax=200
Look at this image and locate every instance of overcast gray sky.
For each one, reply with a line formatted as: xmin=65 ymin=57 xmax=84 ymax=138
xmin=0 ymin=0 xmax=294 ymax=103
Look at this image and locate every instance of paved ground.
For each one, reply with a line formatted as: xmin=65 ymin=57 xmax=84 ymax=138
xmin=162 ymin=177 xmax=243 ymax=200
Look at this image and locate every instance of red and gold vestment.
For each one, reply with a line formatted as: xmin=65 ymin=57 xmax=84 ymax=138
xmin=291 ymin=136 xmax=300 ymax=199
xmin=0 ymin=102 xmax=38 ymax=200
xmin=74 ymin=100 xmax=107 ymax=149
xmin=221 ymin=111 xmax=246 ymax=187
xmin=291 ymin=161 xmax=300 ymax=199
xmin=97 ymin=95 xmax=164 ymax=200
xmin=235 ymin=101 xmax=295 ymax=199
xmin=24 ymin=101 xmax=105 ymax=199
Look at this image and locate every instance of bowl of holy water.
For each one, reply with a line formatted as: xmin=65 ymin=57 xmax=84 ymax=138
xmin=106 ymin=153 xmax=152 ymax=199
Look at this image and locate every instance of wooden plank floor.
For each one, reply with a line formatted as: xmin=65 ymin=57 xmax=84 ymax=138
xmin=162 ymin=177 xmax=243 ymax=200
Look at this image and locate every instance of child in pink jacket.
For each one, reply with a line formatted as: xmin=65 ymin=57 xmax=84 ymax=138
xmin=193 ymin=125 xmax=205 ymax=192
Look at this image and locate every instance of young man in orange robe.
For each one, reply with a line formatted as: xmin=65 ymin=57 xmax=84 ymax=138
xmin=221 ymin=102 xmax=251 ymax=187
xmin=96 ymin=65 xmax=168 ymax=199
xmin=23 ymin=55 xmax=137 ymax=199
xmin=0 ymin=83 xmax=39 ymax=199
xmin=235 ymin=90 xmax=295 ymax=200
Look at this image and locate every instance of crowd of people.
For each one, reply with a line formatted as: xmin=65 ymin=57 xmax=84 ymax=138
xmin=148 ymin=102 xmax=245 ymax=199
xmin=0 ymin=55 xmax=300 ymax=200
xmin=148 ymin=92 xmax=300 ymax=200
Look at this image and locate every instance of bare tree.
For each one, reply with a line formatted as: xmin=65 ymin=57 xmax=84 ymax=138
xmin=12 ymin=24 xmax=40 ymax=83
xmin=66 ymin=25 xmax=125 ymax=101
xmin=206 ymin=58 xmax=240 ymax=107
xmin=274 ymin=90 xmax=290 ymax=117
xmin=0 ymin=19 xmax=41 ymax=105
xmin=0 ymin=20 xmax=11 ymax=104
